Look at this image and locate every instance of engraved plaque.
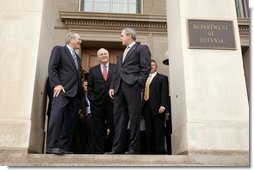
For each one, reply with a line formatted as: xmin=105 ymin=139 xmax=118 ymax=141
xmin=188 ymin=20 xmax=236 ymax=49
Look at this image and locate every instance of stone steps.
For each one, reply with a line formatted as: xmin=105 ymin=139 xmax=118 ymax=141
xmin=0 ymin=152 xmax=249 ymax=166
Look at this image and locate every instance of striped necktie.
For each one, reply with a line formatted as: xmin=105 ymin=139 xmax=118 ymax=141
xmin=72 ymin=49 xmax=78 ymax=70
xmin=102 ymin=65 xmax=108 ymax=81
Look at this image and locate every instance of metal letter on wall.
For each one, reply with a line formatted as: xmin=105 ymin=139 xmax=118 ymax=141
xmin=188 ymin=20 xmax=236 ymax=49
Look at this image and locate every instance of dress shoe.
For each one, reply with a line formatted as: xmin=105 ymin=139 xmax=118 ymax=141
xmin=46 ymin=147 xmax=52 ymax=154
xmin=125 ymin=150 xmax=139 ymax=154
xmin=63 ymin=150 xmax=73 ymax=154
xmin=46 ymin=148 xmax=65 ymax=155
xmin=105 ymin=151 xmax=120 ymax=154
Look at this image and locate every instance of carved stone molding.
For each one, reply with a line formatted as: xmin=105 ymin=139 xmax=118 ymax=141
xmin=238 ymin=18 xmax=249 ymax=35
xmin=237 ymin=18 xmax=249 ymax=46
xmin=59 ymin=11 xmax=249 ymax=41
xmin=59 ymin=11 xmax=167 ymax=32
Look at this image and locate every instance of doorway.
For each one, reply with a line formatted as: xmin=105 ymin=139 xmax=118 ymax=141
xmin=80 ymin=41 xmax=124 ymax=72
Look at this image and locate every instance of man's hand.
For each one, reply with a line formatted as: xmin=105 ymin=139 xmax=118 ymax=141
xmin=79 ymin=112 xmax=85 ymax=120
xmin=53 ymin=85 xmax=65 ymax=97
xmin=165 ymin=112 xmax=170 ymax=121
xmin=109 ymin=89 xmax=114 ymax=99
xmin=158 ymin=106 xmax=165 ymax=113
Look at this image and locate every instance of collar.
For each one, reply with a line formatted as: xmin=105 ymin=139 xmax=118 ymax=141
xmin=66 ymin=45 xmax=75 ymax=53
xmin=100 ymin=62 xmax=109 ymax=69
xmin=150 ymin=72 xmax=158 ymax=79
xmin=127 ymin=42 xmax=136 ymax=49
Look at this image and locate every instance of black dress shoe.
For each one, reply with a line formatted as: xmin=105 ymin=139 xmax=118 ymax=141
xmin=105 ymin=151 xmax=120 ymax=154
xmin=125 ymin=150 xmax=139 ymax=154
xmin=46 ymin=147 xmax=53 ymax=154
xmin=47 ymin=148 xmax=65 ymax=155
xmin=63 ymin=150 xmax=73 ymax=154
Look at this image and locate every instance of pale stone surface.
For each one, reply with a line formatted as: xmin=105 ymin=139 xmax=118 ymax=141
xmin=29 ymin=21 xmax=49 ymax=152
xmin=0 ymin=151 xmax=249 ymax=166
xmin=0 ymin=121 xmax=30 ymax=148
xmin=0 ymin=0 xmax=249 ymax=160
xmin=0 ymin=0 xmax=56 ymax=153
xmin=172 ymin=123 xmax=188 ymax=154
xmin=181 ymin=0 xmax=236 ymax=19
xmin=29 ymin=0 xmax=57 ymax=153
xmin=187 ymin=122 xmax=249 ymax=151
xmin=151 ymin=35 xmax=169 ymax=75
xmin=0 ymin=11 xmax=41 ymax=120
xmin=0 ymin=0 xmax=43 ymax=11
xmin=143 ymin=0 xmax=166 ymax=15
xmin=166 ymin=0 xmax=249 ymax=155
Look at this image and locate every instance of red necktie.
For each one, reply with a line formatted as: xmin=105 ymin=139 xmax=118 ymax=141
xmin=103 ymin=65 xmax=108 ymax=81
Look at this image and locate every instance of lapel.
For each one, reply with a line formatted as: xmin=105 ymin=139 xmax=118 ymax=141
xmin=150 ymin=73 xmax=159 ymax=86
xmin=121 ymin=43 xmax=138 ymax=65
xmin=95 ymin=64 xmax=105 ymax=81
xmin=107 ymin=63 xmax=113 ymax=79
xmin=64 ymin=45 xmax=80 ymax=75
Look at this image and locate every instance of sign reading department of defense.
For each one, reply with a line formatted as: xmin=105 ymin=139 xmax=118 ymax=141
xmin=188 ymin=19 xmax=236 ymax=49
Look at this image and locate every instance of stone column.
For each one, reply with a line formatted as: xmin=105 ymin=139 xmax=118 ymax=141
xmin=166 ymin=0 xmax=249 ymax=155
xmin=0 ymin=0 xmax=56 ymax=153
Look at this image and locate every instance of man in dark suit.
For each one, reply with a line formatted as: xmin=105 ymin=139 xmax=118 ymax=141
xmin=87 ymin=48 xmax=116 ymax=154
xmin=108 ymin=28 xmax=151 ymax=154
xmin=142 ymin=59 xmax=169 ymax=154
xmin=46 ymin=32 xmax=84 ymax=154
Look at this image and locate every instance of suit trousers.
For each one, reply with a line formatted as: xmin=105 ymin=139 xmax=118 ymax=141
xmin=47 ymin=92 xmax=80 ymax=151
xmin=91 ymin=100 xmax=114 ymax=154
xmin=143 ymin=101 xmax=166 ymax=154
xmin=112 ymin=81 xmax=143 ymax=153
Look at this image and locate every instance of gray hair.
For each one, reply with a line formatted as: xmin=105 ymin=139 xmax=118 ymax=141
xmin=122 ymin=28 xmax=137 ymax=41
xmin=65 ymin=32 xmax=79 ymax=44
xmin=97 ymin=48 xmax=109 ymax=56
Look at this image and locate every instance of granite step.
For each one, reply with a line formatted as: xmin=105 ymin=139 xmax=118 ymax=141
xmin=0 ymin=151 xmax=249 ymax=166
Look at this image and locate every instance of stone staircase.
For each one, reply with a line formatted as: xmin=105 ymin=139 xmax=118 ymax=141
xmin=0 ymin=151 xmax=249 ymax=166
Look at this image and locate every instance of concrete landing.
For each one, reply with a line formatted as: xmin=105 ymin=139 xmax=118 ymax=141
xmin=0 ymin=151 xmax=249 ymax=166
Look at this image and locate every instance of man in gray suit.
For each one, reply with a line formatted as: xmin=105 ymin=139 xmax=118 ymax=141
xmin=108 ymin=28 xmax=151 ymax=154
xmin=46 ymin=32 xmax=84 ymax=154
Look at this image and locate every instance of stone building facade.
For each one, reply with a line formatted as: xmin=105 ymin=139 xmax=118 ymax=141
xmin=0 ymin=0 xmax=249 ymax=166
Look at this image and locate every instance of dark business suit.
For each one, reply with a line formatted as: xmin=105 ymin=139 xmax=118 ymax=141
xmin=111 ymin=43 xmax=151 ymax=153
xmin=88 ymin=63 xmax=116 ymax=153
xmin=165 ymin=96 xmax=172 ymax=155
xmin=47 ymin=45 xmax=83 ymax=152
xmin=142 ymin=73 xmax=169 ymax=154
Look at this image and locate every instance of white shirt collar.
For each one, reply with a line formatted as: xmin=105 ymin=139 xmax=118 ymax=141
xmin=127 ymin=42 xmax=136 ymax=49
xmin=66 ymin=45 xmax=75 ymax=53
xmin=100 ymin=62 xmax=109 ymax=70
xmin=150 ymin=71 xmax=157 ymax=79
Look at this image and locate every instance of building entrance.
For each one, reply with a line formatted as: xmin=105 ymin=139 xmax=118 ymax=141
xmin=80 ymin=41 xmax=124 ymax=71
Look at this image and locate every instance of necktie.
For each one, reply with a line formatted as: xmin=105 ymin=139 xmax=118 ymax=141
xmin=144 ymin=75 xmax=152 ymax=101
xmin=122 ymin=46 xmax=130 ymax=62
xmin=72 ymin=49 xmax=78 ymax=70
xmin=102 ymin=65 xmax=108 ymax=81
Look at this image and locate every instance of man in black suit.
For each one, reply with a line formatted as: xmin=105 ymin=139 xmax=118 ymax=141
xmin=46 ymin=32 xmax=84 ymax=154
xmin=87 ymin=48 xmax=116 ymax=154
xmin=108 ymin=28 xmax=151 ymax=154
xmin=142 ymin=59 xmax=169 ymax=154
